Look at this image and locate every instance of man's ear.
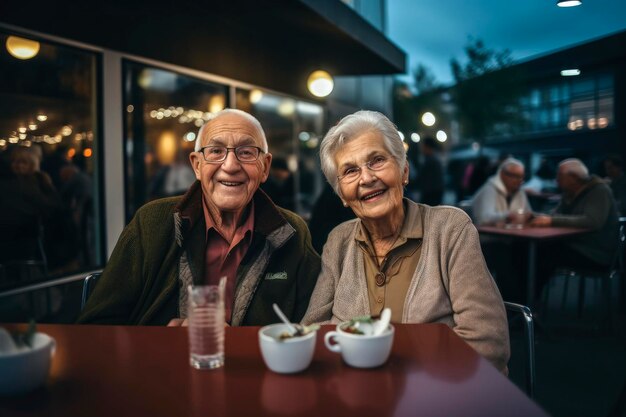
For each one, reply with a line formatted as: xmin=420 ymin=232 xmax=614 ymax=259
xmin=189 ymin=151 xmax=202 ymax=180
xmin=260 ymin=152 xmax=273 ymax=183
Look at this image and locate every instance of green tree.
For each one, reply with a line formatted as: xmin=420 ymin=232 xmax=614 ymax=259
xmin=413 ymin=64 xmax=438 ymax=95
xmin=450 ymin=38 xmax=525 ymax=144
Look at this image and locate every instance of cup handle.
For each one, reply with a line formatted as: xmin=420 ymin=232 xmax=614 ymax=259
xmin=324 ymin=331 xmax=341 ymax=353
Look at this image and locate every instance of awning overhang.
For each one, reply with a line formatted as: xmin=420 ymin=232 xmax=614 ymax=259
xmin=0 ymin=0 xmax=406 ymax=99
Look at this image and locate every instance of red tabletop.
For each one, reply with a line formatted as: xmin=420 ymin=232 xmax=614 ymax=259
xmin=478 ymin=225 xmax=589 ymax=240
xmin=0 ymin=323 xmax=548 ymax=417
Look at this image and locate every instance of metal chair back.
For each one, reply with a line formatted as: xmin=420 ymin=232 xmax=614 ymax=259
xmin=81 ymin=272 xmax=102 ymax=310
xmin=504 ymin=301 xmax=536 ymax=399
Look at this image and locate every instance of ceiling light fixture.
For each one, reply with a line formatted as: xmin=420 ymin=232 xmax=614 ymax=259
xmin=557 ymin=0 xmax=582 ymax=7
xmin=561 ymin=69 xmax=581 ymax=76
xmin=6 ymin=36 xmax=41 ymax=60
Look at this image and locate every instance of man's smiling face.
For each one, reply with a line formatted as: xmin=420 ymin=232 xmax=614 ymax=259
xmin=190 ymin=112 xmax=272 ymax=218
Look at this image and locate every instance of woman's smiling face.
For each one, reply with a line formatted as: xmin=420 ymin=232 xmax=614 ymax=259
xmin=334 ymin=130 xmax=407 ymax=222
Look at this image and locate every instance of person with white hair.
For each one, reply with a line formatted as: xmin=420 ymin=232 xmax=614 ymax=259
xmin=79 ymin=109 xmax=320 ymax=326
xmin=302 ymin=110 xmax=509 ymax=373
xmin=531 ymin=158 xmax=619 ymax=292
xmin=471 ymin=157 xmax=532 ymax=226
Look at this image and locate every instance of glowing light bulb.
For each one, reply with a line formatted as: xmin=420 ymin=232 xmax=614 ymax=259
xmin=307 ymin=70 xmax=334 ymax=98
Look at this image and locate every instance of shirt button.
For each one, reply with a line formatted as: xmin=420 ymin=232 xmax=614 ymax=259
xmin=377 ymin=298 xmax=383 ymax=304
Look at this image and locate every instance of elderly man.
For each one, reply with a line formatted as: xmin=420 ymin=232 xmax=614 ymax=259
xmin=531 ymin=159 xmax=619 ymax=292
xmin=472 ymin=158 xmax=532 ymax=226
xmin=604 ymin=154 xmax=626 ymax=215
xmin=78 ymin=109 xmax=320 ymax=326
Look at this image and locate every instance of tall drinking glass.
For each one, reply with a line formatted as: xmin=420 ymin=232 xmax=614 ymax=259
xmin=188 ymin=282 xmax=225 ymax=369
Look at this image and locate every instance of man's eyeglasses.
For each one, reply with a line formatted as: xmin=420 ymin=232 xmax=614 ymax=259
xmin=502 ymin=170 xmax=524 ymax=181
xmin=197 ymin=145 xmax=264 ymax=163
xmin=337 ymin=155 xmax=389 ymax=184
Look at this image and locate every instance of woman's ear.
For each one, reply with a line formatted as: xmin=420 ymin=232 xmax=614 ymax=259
xmin=403 ymin=162 xmax=409 ymax=184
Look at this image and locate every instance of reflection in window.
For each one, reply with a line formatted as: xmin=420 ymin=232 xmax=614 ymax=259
xmin=123 ymin=61 xmax=228 ymax=221
xmin=0 ymin=30 xmax=101 ymax=293
xmin=236 ymin=88 xmax=324 ymax=218
xmin=495 ymin=72 xmax=615 ymax=136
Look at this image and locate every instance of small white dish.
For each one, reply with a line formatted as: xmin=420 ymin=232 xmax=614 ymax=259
xmin=0 ymin=332 xmax=56 ymax=396
xmin=259 ymin=323 xmax=316 ymax=374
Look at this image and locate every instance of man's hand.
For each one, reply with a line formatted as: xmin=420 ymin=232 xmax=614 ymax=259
xmin=530 ymin=215 xmax=552 ymax=227
xmin=167 ymin=318 xmax=189 ymax=327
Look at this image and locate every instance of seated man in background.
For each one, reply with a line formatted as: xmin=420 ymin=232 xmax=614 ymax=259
xmin=78 ymin=109 xmax=320 ymax=326
xmin=604 ymin=154 xmax=626 ymax=216
xmin=531 ymin=158 xmax=618 ymax=293
xmin=472 ymin=158 xmax=532 ymax=225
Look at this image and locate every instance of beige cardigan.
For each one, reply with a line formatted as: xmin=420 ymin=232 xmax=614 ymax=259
xmin=302 ymin=200 xmax=510 ymax=372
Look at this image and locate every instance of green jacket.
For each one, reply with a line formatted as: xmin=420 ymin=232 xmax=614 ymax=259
xmin=552 ymin=175 xmax=618 ymax=266
xmin=78 ymin=181 xmax=320 ymax=325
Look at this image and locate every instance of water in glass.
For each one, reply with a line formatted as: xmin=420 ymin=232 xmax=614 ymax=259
xmin=188 ymin=284 xmax=225 ymax=369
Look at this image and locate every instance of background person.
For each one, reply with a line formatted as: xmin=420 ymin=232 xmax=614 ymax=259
xmin=0 ymin=146 xmax=62 ymax=269
xmin=78 ymin=109 xmax=320 ymax=326
xmin=302 ymin=110 xmax=509 ymax=373
xmin=531 ymin=158 xmax=619 ymax=294
xmin=604 ymin=154 xmax=626 ymax=216
xmin=472 ymin=158 xmax=531 ymax=226
xmin=416 ymin=136 xmax=444 ymax=206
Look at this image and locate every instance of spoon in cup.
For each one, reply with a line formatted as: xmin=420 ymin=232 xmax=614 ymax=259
xmin=272 ymin=303 xmax=303 ymax=337
xmin=372 ymin=308 xmax=391 ymax=336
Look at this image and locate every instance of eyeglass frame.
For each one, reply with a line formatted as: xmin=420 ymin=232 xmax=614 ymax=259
xmin=502 ymin=169 xmax=525 ymax=181
xmin=336 ymin=155 xmax=390 ymax=184
xmin=196 ymin=145 xmax=266 ymax=163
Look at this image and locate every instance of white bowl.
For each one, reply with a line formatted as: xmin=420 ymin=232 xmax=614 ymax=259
xmin=0 ymin=332 xmax=56 ymax=395
xmin=259 ymin=324 xmax=316 ymax=374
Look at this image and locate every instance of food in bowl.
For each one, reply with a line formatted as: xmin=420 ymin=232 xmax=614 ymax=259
xmin=278 ymin=324 xmax=320 ymax=340
xmin=341 ymin=315 xmax=384 ymax=336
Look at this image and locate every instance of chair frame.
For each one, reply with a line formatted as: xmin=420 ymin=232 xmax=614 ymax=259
xmin=550 ymin=216 xmax=626 ymax=328
xmin=81 ymin=272 xmax=102 ymax=310
xmin=504 ymin=301 xmax=536 ymax=399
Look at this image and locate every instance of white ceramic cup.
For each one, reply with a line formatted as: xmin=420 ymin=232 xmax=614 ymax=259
xmin=259 ymin=323 xmax=316 ymax=374
xmin=0 ymin=332 xmax=56 ymax=395
xmin=324 ymin=323 xmax=394 ymax=368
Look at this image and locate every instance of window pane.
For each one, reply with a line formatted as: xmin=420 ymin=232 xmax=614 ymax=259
xmin=571 ymin=78 xmax=595 ymax=97
xmin=0 ymin=31 xmax=102 ymax=292
xmin=597 ymin=95 xmax=614 ymax=128
xmin=236 ymin=88 xmax=298 ymax=212
xmin=236 ymin=88 xmax=325 ymax=217
xmin=123 ymin=61 xmax=228 ymax=221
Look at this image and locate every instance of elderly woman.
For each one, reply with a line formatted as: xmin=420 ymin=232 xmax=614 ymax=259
xmin=302 ymin=111 xmax=510 ymax=372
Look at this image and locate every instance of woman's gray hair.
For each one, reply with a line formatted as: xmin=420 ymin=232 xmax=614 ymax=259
xmin=194 ymin=108 xmax=268 ymax=152
xmin=320 ymin=110 xmax=407 ymax=194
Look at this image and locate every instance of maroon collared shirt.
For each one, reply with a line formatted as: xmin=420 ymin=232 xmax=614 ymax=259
xmin=203 ymin=200 xmax=254 ymax=323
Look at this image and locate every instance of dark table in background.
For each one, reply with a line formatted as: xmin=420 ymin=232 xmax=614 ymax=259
xmin=0 ymin=323 xmax=548 ymax=417
xmin=478 ymin=225 xmax=590 ymax=307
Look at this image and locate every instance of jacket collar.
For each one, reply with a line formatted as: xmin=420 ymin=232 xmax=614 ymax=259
xmin=489 ymin=174 xmax=508 ymax=196
xmin=173 ymin=180 xmax=289 ymax=247
xmin=564 ymin=175 xmax=604 ymax=205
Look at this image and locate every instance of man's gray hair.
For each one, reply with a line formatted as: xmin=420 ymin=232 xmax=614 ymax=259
xmin=194 ymin=108 xmax=268 ymax=152
xmin=559 ymin=158 xmax=589 ymax=180
xmin=497 ymin=157 xmax=524 ymax=175
xmin=319 ymin=110 xmax=407 ymax=194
